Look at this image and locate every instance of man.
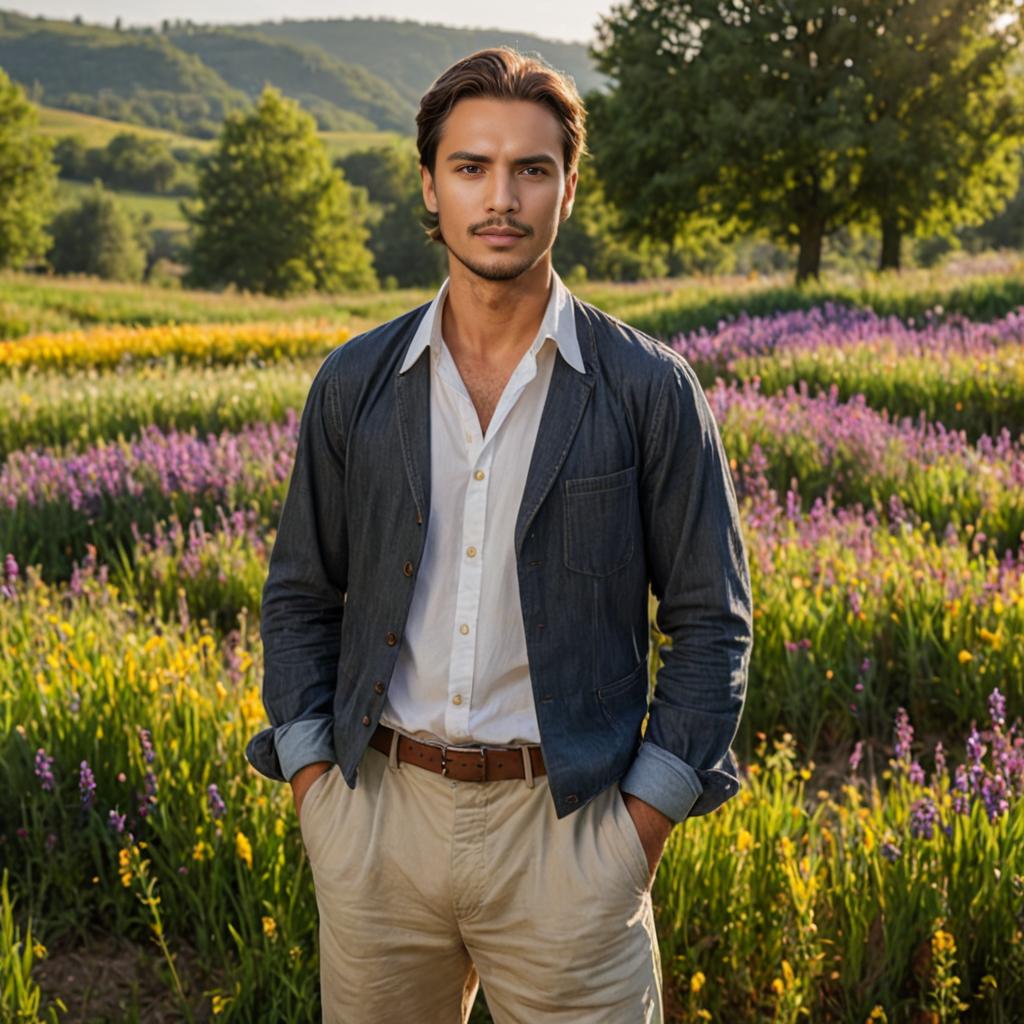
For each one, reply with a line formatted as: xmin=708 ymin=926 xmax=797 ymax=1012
xmin=245 ymin=46 xmax=753 ymax=1023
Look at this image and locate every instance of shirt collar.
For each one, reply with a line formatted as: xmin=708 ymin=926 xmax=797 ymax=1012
xmin=399 ymin=268 xmax=585 ymax=375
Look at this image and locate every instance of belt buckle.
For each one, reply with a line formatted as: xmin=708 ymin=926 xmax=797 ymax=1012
xmin=440 ymin=743 xmax=487 ymax=781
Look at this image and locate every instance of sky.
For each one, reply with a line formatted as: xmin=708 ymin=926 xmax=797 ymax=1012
xmin=7 ymin=0 xmax=612 ymax=44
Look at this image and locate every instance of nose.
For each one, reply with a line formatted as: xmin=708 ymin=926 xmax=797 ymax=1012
xmin=485 ymin=169 xmax=520 ymax=215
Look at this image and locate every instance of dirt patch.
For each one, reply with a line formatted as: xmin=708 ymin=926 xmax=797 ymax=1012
xmin=33 ymin=931 xmax=219 ymax=1023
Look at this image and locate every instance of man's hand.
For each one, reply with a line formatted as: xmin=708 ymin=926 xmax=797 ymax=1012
xmin=621 ymin=791 xmax=675 ymax=885
xmin=291 ymin=761 xmax=334 ymax=821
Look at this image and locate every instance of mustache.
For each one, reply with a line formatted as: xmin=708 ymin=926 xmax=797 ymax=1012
xmin=471 ymin=219 xmax=532 ymax=235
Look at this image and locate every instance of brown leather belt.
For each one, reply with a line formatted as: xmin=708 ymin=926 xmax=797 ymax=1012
xmin=370 ymin=724 xmax=546 ymax=782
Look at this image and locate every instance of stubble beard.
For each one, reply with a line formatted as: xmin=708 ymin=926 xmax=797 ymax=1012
xmin=447 ymin=239 xmax=541 ymax=281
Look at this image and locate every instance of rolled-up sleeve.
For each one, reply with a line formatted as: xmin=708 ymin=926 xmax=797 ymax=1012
xmin=244 ymin=348 xmax=349 ymax=782
xmin=619 ymin=353 xmax=753 ymax=823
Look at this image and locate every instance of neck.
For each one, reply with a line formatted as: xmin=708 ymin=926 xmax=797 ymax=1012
xmin=442 ymin=256 xmax=553 ymax=365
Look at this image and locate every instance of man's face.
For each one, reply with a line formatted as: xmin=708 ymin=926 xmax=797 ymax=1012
xmin=420 ymin=96 xmax=578 ymax=281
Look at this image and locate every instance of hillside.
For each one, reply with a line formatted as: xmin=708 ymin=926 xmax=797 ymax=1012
xmin=0 ymin=9 xmax=247 ymax=138
xmin=164 ymin=27 xmax=416 ymax=133
xmin=0 ymin=10 xmax=605 ymax=141
xmin=236 ymin=16 xmax=609 ymax=106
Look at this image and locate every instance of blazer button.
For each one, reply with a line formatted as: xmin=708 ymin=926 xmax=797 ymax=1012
xmin=361 ymin=715 xmax=371 ymax=726
xmin=403 ymin=560 xmax=414 ymax=576
xmin=566 ymin=794 xmax=578 ymax=805
xmin=385 ymin=631 xmax=397 ymax=645
xmin=373 ymin=680 xmax=385 ymax=694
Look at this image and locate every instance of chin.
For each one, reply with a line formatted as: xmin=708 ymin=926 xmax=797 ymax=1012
xmin=450 ymin=244 xmax=542 ymax=282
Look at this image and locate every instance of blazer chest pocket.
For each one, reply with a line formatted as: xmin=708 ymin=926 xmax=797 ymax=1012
xmin=563 ymin=464 xmax=637 ymax=577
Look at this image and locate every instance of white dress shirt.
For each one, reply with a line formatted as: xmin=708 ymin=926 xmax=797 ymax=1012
xmin=379 ymin=268 xmax=585 ymax=749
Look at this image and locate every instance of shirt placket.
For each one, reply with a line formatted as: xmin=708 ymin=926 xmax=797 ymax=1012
xmin=437 ymin=341 xmax=539 ymax=741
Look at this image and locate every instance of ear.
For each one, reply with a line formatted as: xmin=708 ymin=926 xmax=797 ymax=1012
xmin=560 ymin=165 xmax=578 ymax=222
xmin=420 ymin=163 xmax=438 ymax=215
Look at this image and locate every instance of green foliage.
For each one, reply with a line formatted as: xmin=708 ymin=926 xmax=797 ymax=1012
xmin=47 ymin=181 xmax=148 ymax=282
xmin=0 ymin=868 xmax=66 ymax=1023
xmin=553 ymin=157 xmax=671 ymax=282
xmin=588 ymin=0 xmax=1024 ymax=283
xmin=88 ymin=132 xmax=182 ymax=193
xmin=0 ymin=68 xmax=59 ymax=270
xmin=182 ymin=87 xmax=378 ymax=296
xmin=337 ymin=143 xmax=446 ymax=288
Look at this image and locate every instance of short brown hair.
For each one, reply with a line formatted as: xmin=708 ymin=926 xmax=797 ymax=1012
xmin=416 ymin=46 xmax=588 ymax=244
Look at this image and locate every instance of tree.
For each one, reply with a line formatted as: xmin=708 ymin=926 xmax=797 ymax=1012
xmin=552 ymin=156 xmax=671 ymax=281
xmin=47 ymin=180 xmax=148 ymax=281
xmin=182 ymin=85 xmax=377 ymax=296
xmin=337 ymin=143 xmax=447 ymax=288
xmin=588 ymin=0 xmax=1024 ymax=283
xmin=851 ymin=1 xmax=1024 ymax=269
xmin=0 ymin=67 xmax=59 ymax=270
xmin=99 ymin=132 xmax=181 ymax=193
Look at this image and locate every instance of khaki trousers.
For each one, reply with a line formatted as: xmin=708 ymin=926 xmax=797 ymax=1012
xmin=299 ymin=739 xmax=663 ymax=1023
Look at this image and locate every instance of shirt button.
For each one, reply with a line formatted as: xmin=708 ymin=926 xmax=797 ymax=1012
xmin=385 ymin=631 xmax=398 ymax=645
xmin=373 ymin=680 xmax=385 ymax=694
xmin=466 ymin=546 xmax=476 ymax=558
xmin=459 ymin=624 xmax=470 ymax=635
xmin=452 ymin=694 xmax=462 ymax=706
xmin=403 ymin=560 xmax=414 ymax=576
xmin=361 ymin=715 xmax=371 ymax=726
xmin=474 ymin=470 xmax=485 ymax=480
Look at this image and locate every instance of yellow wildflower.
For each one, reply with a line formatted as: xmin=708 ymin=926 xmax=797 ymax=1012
xmin=236 ymin=830 xmax=253 ymax=870
xmin=736 ymin=828 xmax=754 ymax=852
xmin=690 ymin=970 xmax=705 ymax=993
xmin=262 ymin=916 xmax=278 ymax=940
xmin=958 ymin=649 xmax=973 ymax=664
xmin=118 ymin=847 xmax=133 ymax=887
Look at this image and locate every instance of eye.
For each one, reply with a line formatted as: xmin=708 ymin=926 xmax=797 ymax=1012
xmin=457 ymin=165 xmax=481 ymax=175
xmin=522 ymin=167 xmax=546 ymax=176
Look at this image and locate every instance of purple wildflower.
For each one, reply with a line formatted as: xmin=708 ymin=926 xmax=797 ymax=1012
xmin=989 ymin=688 xmax=1006 ymax=730
xmin=34 ymin=748 xmax=55 ymax=791
xmin=138 ymin=727 xmax=155 ymax=764
xmin=880 ymin=841 xmax=902 ymax=862
xmin=909 ymin=796 xmax=939 ymax=840
xmin=79 ymin=759 xmax=96 ymax=810
xmin=893 ymin=707 xmax=914 ymax=767
xmin=207 ymin=783 xmax=226 ymax=820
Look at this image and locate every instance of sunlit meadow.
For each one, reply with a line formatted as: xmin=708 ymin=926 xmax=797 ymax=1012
xmin=2 ymin=261 xmax=1023 ymax=1022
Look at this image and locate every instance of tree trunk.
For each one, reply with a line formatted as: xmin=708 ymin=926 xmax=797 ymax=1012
xmin=879 ymin=217 xmax=902 ymax=271
xmin=796 ymin=218 xmax=824 ymax=284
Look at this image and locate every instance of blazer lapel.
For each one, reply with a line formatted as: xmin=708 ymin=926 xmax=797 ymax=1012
xmin=514 ymin=296 xmax=595 ymax=556
xmin=395 ymin=331 xmax=432 ymax=528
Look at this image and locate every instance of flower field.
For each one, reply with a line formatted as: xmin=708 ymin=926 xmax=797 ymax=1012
xmin=2 ymin=263 xmax=1022 ymax=1023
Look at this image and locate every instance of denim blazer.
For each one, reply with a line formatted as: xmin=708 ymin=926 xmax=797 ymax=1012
xmin=244 ymin=292 xmax=754 ymax=823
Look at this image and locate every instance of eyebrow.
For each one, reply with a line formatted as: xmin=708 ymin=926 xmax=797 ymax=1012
xmin=445 ymin=151 xmax=558 ymax=167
